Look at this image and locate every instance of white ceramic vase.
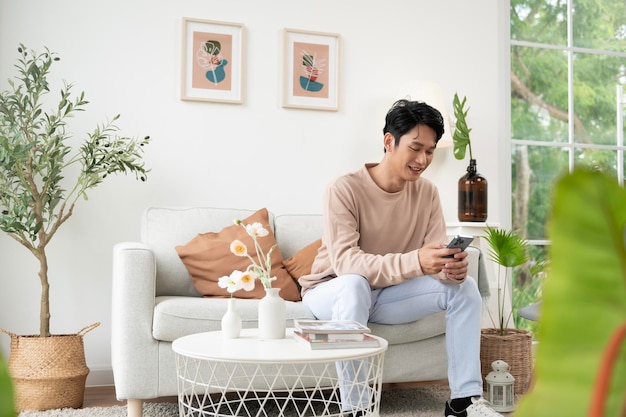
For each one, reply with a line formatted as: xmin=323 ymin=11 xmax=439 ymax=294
xmin=258 ymin=287 xmax=286 ymax=339
xmin=221 ymin=297 xmax=242 ymax=339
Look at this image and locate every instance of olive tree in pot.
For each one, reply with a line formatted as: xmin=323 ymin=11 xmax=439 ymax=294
xmin=0 ymin=45 xmax=150 ymax=411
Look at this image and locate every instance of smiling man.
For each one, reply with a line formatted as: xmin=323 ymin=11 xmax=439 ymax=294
xmin=298 ymin=99 xmax=503 ymax=417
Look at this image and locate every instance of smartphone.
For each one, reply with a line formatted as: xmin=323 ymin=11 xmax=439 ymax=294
xmin=443 ymin=234 xmax=474 ymax=258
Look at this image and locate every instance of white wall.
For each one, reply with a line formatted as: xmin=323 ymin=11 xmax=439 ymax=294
xmin=0 ymin=0 xmax=507 ymax=385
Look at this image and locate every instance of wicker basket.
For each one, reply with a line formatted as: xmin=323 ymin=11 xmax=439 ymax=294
xmin=0 ymin=323 xmax=99 ymax=412
xmin=480 ymin=328 xmax=533 ymax=395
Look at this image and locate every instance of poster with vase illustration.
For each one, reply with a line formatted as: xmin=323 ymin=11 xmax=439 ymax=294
xmin=282 ymin=28 xmax=340 ymax=111
xmin=181 ymin=18 xmax=244 ymax=104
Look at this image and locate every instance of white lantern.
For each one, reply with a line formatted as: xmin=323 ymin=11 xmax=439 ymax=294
xmin=485 ymin=360 xmax=515 ymax=412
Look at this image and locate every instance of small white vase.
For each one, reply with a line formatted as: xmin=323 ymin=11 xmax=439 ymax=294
xmin=221 ymin=298 xmax=242 ymax=339
xmin=258 ymin=287 xmax=286 ymax=339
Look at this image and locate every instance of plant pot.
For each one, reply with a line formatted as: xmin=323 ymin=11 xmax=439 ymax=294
xmin=205 ymin=59 xmax=228 ymax=84
xmin=0 ymin=323 xmax=99 ymax=411
xmin=480 ymin=328 xmax=533 ymax=395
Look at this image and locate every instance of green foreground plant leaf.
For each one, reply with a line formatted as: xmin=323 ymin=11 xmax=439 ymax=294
xmin=515 ymin=169 xmax=626 ymax=416
xmin=0 ymin=352 xmax=15 ymax=417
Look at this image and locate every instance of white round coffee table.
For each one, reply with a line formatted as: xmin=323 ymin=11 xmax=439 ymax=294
xmin=172 ymin=328 xmax=388 ymax=417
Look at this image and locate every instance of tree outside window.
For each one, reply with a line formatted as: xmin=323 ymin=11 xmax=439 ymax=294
xmin=510 ymin=0 xmax=626 ymax=331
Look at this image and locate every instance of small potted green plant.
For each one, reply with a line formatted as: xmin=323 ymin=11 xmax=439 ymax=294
xmin=0 ymin=44 xmax=150 ymax=411
xmin=480 ymin=226 xmax=533 ymax=396
xmin=483 ymin=227 xmax=530 ymax=333
xmin=452 ymin=93 xmax=488 ymax=221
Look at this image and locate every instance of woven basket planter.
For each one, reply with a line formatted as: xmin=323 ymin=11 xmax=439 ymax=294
xmin=480 ymin=328 xmax=533 ymax=395
xmin=0 ymin=323 xmax=99 ymax=412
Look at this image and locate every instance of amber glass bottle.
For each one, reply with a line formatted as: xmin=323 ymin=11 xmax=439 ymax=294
xmin=458 ymin=159 xmax=488 ymax=222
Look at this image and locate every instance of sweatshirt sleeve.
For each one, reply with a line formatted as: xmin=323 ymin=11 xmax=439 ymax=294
xmin=421 ymin=188 xmax=449 ymax=282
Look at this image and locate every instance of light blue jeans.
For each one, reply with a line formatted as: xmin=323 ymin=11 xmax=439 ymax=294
xmin=302 ymin=274 xmax=483 ymax=407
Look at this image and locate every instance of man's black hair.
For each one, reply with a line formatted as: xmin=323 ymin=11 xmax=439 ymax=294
xmin=382 ymin=99 xmax=445 ymax=152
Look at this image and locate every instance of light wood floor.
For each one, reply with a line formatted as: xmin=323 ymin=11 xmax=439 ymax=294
xmin=83 ymin=386 xmax=177 ymax=408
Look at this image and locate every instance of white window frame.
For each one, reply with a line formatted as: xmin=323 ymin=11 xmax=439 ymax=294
xmin=508 ymin=0 xmax=626 ymax=245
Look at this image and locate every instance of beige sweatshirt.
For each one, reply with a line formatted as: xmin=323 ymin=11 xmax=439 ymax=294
xmin=298 ymin=163 xmax=448 ymax=295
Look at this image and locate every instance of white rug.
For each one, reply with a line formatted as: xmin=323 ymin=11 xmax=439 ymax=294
xmin=18 ymin=385 xmax=451 ymax=417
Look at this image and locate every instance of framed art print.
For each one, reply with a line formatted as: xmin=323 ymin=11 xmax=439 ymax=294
xmin=181 ymin=18 xmax=244 ymax=103
xmin=282 ymin=28 xmax=340 ymax=111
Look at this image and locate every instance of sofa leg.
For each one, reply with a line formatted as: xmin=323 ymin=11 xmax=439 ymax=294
xmin=127 ymin=399 xmax=143 ymax=417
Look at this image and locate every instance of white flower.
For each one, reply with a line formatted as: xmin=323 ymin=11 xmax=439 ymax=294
xmin=230 ymin=240 xmax=248 ymax=257
xmin=218 ymin=271 xmax=244 ymax=294
xmin=239 ymin=271 xmax=257 ymax=292
xmin=226 ymin=218 xmax=278 ymax=289
xmin=245 ymin=222 xmax=269 ymax=238
xmin=218 ymin=269 xmax=257 ymax=296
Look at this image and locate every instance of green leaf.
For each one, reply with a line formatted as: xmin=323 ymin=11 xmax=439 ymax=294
xmin=0 ymin=351 xmax=15 ymax=417
xmin=452 ymin=93 xmax=473 ymax=160
xmin=483 ymin=226 xmax=529 ymax=268
xmin=203 ymin=40 xmax=221 ymax=55
xmin=302 ymin=54 xmax=315 ymax=67
xmin=515 ymin=169 xmax=626 ymax=416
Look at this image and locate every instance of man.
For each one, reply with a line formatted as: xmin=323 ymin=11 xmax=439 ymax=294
xmin=298 ymin=99 xmax=503 ymax=417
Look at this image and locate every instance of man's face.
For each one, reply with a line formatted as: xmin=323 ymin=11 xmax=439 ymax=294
xmin=387 ymin=124 xmax=437 ymax=182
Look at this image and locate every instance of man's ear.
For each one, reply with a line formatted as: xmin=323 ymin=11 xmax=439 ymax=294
xmin=383 ymin=132 xmax=395 ymax=152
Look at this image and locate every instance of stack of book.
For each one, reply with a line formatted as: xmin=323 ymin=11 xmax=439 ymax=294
xmin=292 ymin=319 xmax=380 ymax=350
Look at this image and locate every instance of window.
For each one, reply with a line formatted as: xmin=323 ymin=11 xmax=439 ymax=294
xmin=510 ymin=0 xmax=626 ymax=328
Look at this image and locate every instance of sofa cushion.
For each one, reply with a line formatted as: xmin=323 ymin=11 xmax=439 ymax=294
xmin=282 ymin=238 xmax=322 ymax=280
xmin=152 ymin=296 xmax=446 ymax=345
xmin=368 ymin=312 xmax=445 ymax=345
xmin=175 ymin=208 xmax=301 ymax=301
xmin=152 ymin=296 xmax=316 ymax=341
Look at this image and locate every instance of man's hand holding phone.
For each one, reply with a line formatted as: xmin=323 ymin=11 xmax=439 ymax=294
xmin=437 ymin=235 xmax=473 ymax=282
xmin=417 ymin=236 xmax=474 ymax=277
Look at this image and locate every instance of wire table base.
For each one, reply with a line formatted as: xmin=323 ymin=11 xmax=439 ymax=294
xmin=173 ymin=329 xmax=387 ymax=417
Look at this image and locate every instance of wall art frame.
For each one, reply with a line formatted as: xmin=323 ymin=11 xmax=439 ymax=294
xmin=181 ymin=17 xmax=244 ymax=104
xmin=282 ymin=28 xmax=340 ymax=111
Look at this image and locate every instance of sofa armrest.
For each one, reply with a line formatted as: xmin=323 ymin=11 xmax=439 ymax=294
xmin=111 ymin=242 xmax=159 ymax=400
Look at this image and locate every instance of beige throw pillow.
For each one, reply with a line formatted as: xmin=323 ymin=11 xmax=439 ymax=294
xmin=282 ymin=238 xmax=322 ymax=280
xmin=176 ymin=208 xmax=301 ymax=301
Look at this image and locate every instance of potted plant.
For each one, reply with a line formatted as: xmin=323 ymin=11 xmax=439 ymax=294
xmin=480 ymin=226 xmax=533 ymax=396
xmin=0 ymin=45 xmax=150 ymax=411
xmin=452 ymin=93 xmax=488 ymax=222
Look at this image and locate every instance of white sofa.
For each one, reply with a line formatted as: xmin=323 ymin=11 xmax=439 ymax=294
xmin=111 ymin=207 xmax=487 ymax=417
